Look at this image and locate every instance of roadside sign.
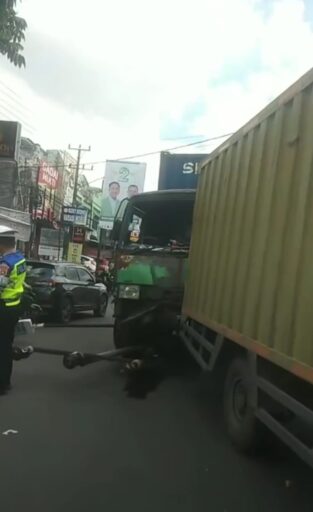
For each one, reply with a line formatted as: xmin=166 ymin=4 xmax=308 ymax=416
xmin=38 ymin=245 xmax=63 ymax=259
xmin=40 ymin=228 xmax=64 ymax=247
xmin=99 ymin=218 xmax=114 ymax=230
xmin=67 ymin=242 xmax=83 ymax=264
xmin=62 ymin=206 xmax=88 ymax=226
xmin=73 ymin=226 xmax=86 ymax=243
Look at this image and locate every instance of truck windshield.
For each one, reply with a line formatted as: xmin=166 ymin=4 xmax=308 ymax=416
xmin=123 ymin=196 xmax=194 ymax=249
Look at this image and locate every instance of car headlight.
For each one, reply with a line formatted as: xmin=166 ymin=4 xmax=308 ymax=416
xmin=119 ymin=284 xmax=140 ymax=300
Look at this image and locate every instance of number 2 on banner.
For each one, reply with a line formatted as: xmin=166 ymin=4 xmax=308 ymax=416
xmin=118 ymin=167 xmax=130 ymax=182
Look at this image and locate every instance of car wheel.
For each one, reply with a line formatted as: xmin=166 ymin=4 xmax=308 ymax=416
xmin=57 ymin=297 xmax=72 ymax=324
xmin=94 ymin=295 xmax=108 ymax=317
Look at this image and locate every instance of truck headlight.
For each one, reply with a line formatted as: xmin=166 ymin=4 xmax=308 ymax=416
xmin=119 ymin=284 xmax=140 ymax=300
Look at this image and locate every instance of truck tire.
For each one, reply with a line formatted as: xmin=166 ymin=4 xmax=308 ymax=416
xmin=224 ymin=357 xmax=262 ymax=453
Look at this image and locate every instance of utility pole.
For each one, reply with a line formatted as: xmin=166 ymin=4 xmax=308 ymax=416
xmin=68 ymin=144 xmax=91 ymax=206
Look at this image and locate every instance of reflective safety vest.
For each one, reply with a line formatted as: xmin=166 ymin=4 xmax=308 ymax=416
xmin=0 ymin=251 xmax=26 ymax=307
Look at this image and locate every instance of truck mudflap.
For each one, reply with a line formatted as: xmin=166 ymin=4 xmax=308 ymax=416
xmin=180 ymin=317 xmax=313 ymax=470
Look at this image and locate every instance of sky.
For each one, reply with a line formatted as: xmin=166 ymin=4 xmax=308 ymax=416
xmin=0 ymin=0 xmax=313 ymax=190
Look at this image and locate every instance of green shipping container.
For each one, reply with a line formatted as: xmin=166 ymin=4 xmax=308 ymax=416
xmin=183 ymin=68 xmax=313 ymax=385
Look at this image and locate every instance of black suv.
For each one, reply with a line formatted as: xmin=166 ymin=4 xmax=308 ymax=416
xmin=26 ymin=261 xmax=108 ymax=323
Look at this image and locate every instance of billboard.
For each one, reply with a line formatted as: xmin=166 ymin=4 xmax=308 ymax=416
xmin=100 ymin=160 xmax=146 ymax=229
xmin=0 ymin=121 xmax=21 ymax=160
xmin=39 ymin=228 xmax=64 ymax=247
xmin=38 ymin=228 xmax=64 ymax=260
xmin=38 ymin=161 xmax=59 ymax=189
xmin=158 ymin=152 xmax=208 ymax=190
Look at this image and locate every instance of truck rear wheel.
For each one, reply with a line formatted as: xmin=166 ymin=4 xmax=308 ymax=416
xmin=224 ymin=357 xmax=262 ymax=453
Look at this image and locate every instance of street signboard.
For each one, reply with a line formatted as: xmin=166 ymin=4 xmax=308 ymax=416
xmin=67 ymin=242 xmax=82 ymax=264
xmin=39 ymin=228 xmax=64 ymax=247
xmin=99 ymin=218 xmax=114 ymax=230
xmin=73 ymin=226 xmax=86 ymax=243
xmin=62 ymin=206 xmax=88 ymax=226
xmin=38 ymin=245 xmax=63 ymax=259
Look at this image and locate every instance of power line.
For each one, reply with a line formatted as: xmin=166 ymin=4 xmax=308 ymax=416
xmin=87 ymin=132 xmax=232 ymax=185
xmin=89 ymin=132 xmax=232 ymax=168
xmin=0 ymin=87 xmax=33 ymax=119
xmin=0 ymin=79 xmax=31 ymax=112
xmin=0 ymin=101 xmax=36 ymax=134
xmin=19 ymin=131 xmax=232 ymax=176
xmin=161 ymin=134 xmax=204 ymax=141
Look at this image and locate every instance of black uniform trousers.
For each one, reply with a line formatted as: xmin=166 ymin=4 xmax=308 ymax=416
xmin=0 ymin=304 xmax=20 ymax=389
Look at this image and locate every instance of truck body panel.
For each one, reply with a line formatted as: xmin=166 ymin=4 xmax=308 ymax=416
xmin=183 ymin=68 xmax=313 ymax=385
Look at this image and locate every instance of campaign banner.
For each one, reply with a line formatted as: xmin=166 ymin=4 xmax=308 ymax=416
xmin=100 ymin=160 xmax=146 ymax=229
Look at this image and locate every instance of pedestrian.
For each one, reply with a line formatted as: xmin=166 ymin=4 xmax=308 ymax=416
xmin=0 ymin=226 xmax=26 ymax=395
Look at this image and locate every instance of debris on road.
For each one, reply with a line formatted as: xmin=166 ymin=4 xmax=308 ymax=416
xmin=2 ymin=429 xmax=18 ymax=436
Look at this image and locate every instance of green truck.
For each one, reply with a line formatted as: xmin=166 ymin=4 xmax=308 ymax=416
xmin=111 ymin=189 xmax=195 ymax=349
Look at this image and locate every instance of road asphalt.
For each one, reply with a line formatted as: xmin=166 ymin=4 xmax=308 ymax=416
xmin=0 ymin=308 xmax=312 ymax=512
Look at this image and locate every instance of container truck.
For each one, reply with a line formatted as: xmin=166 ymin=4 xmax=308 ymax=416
xmin=158 ymin=152 xmax=208 ymax=190
xmin=181 ymin=68 xmax=313 ymax=467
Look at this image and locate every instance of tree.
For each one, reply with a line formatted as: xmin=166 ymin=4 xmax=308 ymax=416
xmin=0 ymin=0 xmax=27 ymax=67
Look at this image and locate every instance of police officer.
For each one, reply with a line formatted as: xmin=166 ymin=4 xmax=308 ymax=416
xmin=0 ymin=226 xmax=26 ymax=395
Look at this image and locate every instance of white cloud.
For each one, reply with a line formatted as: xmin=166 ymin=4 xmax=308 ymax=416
xmin=0 ymin=0 xmax=312 ymax=191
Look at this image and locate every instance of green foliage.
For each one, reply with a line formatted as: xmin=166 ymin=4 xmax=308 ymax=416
xmin=0 ymin=0 xmax=27 ymax=67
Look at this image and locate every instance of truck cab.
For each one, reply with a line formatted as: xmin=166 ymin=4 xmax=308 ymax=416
xmin=111 ymin=189 xmax=195 ymax=349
